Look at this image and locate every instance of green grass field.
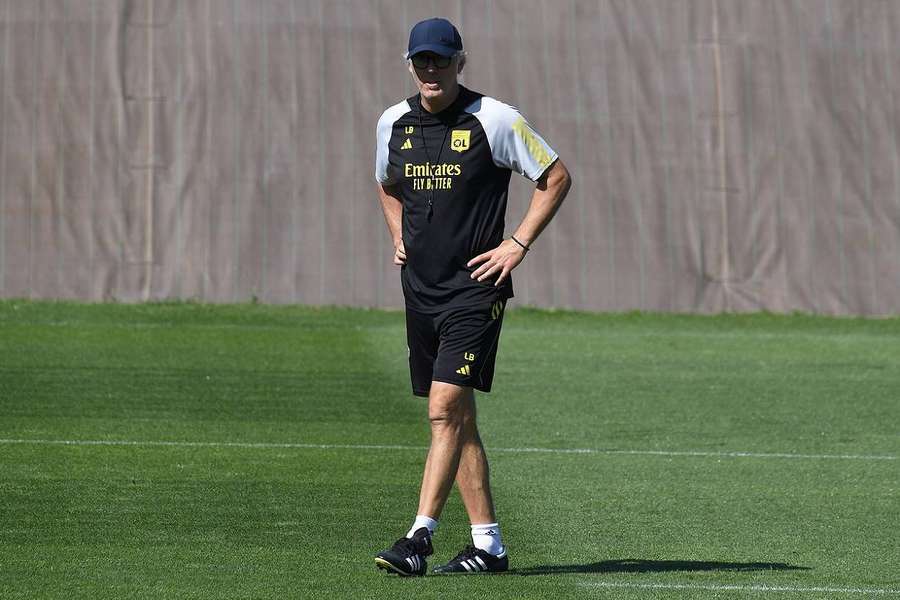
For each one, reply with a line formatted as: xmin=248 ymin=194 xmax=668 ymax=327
xmin=1 ymin=300 xmax=898 ymax=599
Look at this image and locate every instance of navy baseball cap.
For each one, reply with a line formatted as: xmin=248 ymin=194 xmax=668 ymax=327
xmin=406 ymin=17 xmax=463 ymax=59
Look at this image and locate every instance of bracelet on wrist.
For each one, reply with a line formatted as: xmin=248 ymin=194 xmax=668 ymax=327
xmin=510 ymin=235 xmax=530 ymax=252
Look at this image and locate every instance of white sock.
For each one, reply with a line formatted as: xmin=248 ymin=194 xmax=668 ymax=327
xmin=471 ymin=522 xmax=505 ymax=556
xmin=406 ymin=515 xmax=438 ymax=538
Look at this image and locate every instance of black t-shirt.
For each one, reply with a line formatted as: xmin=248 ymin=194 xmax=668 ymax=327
xmin=375 ymin=85 xmax=558 ymax=313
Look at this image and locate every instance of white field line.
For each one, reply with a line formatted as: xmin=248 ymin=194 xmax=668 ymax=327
xmin=0 ymin=438 xmax=894 ymax=461
xmin=6 ymin=318 xmax=898 ymax=343
xmin=577 ymin=581 xmax=900 ymax=595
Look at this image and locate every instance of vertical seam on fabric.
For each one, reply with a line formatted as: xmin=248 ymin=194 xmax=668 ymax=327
xmin=882 ymin=0 xmax=900 ymax=300
xmin=824 ymin=0 xmax=848 ymax=311
xmin=318 ymin=0 xmax=326 ymax=303
xmin=625 ymin=0 xmax=646 ymax=309
xmin=0 ymin=0 xmax=10 ymax=294
xmin=290 ymin=0 xmax=299 ymax=303
xmin=402 ymin=3 xmax=410 ymax=96
xmin=654 ymin=1 xmax=676 ymax=310
xmin=230 ymin=0 xmax=241 ymax=301
xmin=512 ymin=4 xmax=529 ymax=306
xmin=712 ymin=0 xmax=730 ymax=309
xmin=455 ymin=0 xmax=464 ymax=84
xmin=487 ymin=0 xmax=496 ymax=89
xmin=346 ymin=2 xmax=355 ymax=304
xmin=203 ymin=0 xmax=213 ymax=299
xmin=684 ymin=0 xmax=704 ymax=308
xmin=373 ymin=0 xmax=383 ymax=307
xmin=793 ymin=2 xmax=817 ymax=312
xmin=28 ymin=2 xmax=41 ymax=298
xmin=539 ymin=0 xmax=557 ymax=307
xmin=741 ymin=37 xmax=756 ymax=284
xmin=769 ymin=0 xmax=789 ymax=309
xmin=174 ymin=1 xmax=185 ymax=298
xmin=601 ymin=0 xmax=617 ymax=309
xmin=852 ymin=2 xmax=877 ymax=312
xmin=569 ymin=0 xmax=587 ymax=309
xmin=261 ymin=0 xmax=270 ymax=300
xmin=55 ymin=7 xmax=70 ymax=295
xmin=143 ymin=0 xmax=155 ymax=300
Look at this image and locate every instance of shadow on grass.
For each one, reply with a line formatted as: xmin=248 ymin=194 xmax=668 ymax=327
xmin=509 ymin=559 xmax=811 ymax=576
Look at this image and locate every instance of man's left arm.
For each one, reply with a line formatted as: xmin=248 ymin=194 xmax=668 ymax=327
xmin=468 ymin=158 xmax=572 ymax=285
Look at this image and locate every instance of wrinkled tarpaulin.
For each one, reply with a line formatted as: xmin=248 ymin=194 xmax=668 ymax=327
xmin=0 ymin=0 xmax=898 ymax=315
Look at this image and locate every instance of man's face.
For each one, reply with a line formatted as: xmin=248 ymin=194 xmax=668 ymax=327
xmin=408 ymin=51 xmax=461 ymax=103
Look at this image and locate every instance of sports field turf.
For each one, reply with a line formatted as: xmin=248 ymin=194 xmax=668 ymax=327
xmin=0 ymin=300 xmax=898 ymax=599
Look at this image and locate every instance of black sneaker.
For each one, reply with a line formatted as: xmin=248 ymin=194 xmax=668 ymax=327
xmin=432 ymin=544 xmax=508 ymax=574
xmin=374 ymin=527 xmax=433 ymax=577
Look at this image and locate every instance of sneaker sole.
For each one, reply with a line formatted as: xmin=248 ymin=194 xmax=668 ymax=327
xmin=431 ymin=569 xmax=507 ymax=575
xmin=374 ymin=556 xmax=421 ymax=577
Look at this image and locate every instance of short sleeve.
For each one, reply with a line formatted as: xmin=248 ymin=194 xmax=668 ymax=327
xmin=375 ymin=101 xmax=411 ymax=185
xmin=469 ymin=98 xmax=559 ymax=181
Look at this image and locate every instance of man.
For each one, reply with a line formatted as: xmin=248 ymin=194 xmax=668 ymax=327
xmin=373 ymin=17 xmax=571 ymax=576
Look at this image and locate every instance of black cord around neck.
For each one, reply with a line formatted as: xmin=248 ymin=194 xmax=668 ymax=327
xmin=416 ymin=97 xmax=451 ymax=222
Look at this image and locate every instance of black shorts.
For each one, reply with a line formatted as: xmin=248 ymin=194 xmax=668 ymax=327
xmin=406 ymin=299 xmax=507 ymax=397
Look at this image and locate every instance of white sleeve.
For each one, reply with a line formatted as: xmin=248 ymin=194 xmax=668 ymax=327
xmin=374 ymin=101 xmax=411 ymax=185
xmin=472 ymin=98 xmax=558 ymax=181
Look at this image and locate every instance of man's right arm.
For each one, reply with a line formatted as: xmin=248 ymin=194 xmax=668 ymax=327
xmin=378 ymin=183 xmax=406 ymax=266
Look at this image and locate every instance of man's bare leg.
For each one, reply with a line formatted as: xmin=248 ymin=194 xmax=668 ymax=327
xmin=375 ymin=382 xmax=472 ymax=576
xmin=403 ymin=381 xmax=508 ymax=575
xmin=416 ymin=381 xmax=497 ymax=523
xmin=454 ymin=400 xmax=497 ymax=524
xmin=416 ymin=381 xmax=475 ymax=519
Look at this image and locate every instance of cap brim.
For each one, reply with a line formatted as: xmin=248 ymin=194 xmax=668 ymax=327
xmin=406 ymin=43 xmax=457 ymax=59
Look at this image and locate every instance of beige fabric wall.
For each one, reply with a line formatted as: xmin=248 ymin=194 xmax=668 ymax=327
xmin=1 ymin=0 xmax=899 ymax=315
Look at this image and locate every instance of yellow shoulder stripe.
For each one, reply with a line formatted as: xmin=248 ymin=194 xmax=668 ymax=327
xmin=512 ymin=116 xmax=552 ymax=169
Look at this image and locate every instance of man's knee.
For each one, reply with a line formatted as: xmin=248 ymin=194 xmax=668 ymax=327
xmin=428 ymin=382 xmax=475 ymax=429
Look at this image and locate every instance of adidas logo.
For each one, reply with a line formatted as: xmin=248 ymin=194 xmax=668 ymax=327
xmin=455 ymin=364 xmax=471 ymax=376
xmin=400 ymin=138 xmax=412 ymax=150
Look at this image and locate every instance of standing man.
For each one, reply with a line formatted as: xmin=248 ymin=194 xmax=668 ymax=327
xmin=373 ymin=17 xmax=571 ymax=576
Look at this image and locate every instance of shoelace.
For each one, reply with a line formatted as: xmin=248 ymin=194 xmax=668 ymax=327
xmin=451 ymin=544 xmax=481 ymax=563
xmin=392 ymin=536 xmax=428 ymax=558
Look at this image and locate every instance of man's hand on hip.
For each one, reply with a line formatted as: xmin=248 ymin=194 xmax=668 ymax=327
xmin=394 ymin=239 xmax=407 ymax=266
xmin=467 ymin=239 xmax=527 ymax=286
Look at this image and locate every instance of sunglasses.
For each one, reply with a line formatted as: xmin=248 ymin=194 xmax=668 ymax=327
xmin=410 ymin=54 xmax=453 ymax=69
